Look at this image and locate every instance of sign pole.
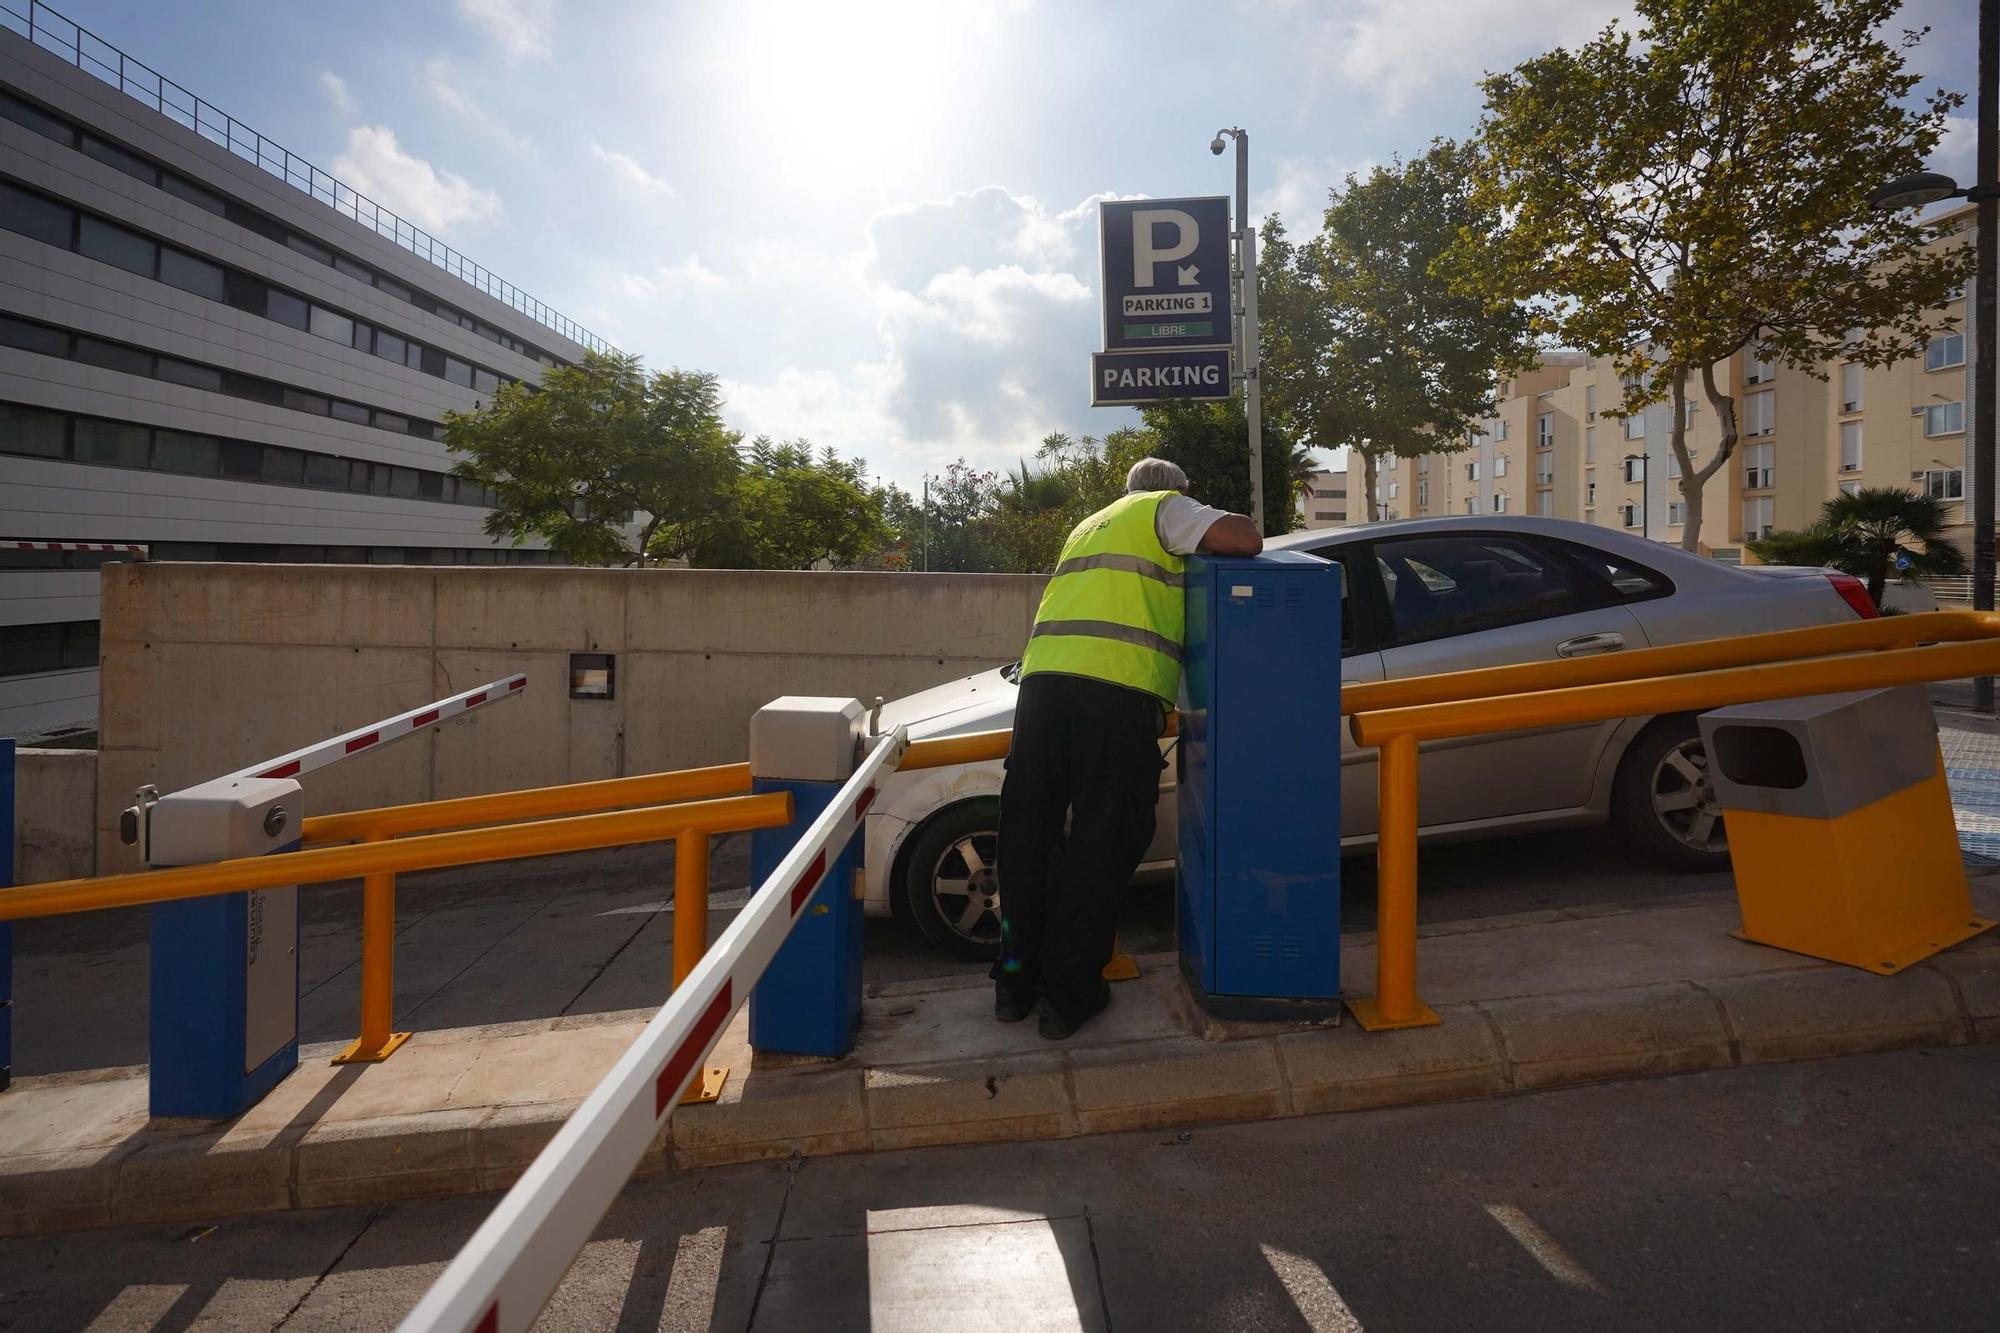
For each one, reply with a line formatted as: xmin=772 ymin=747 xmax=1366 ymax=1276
xmin=1228 ymin=131 xmax=1264 ymax=534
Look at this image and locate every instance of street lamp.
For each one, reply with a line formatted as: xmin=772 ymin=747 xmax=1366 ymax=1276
xmin=1869 ymin=0 xmax=1996 ymax=710
xmin=1624 ymin=452 xmax=1650 ymax=541
xmin=1209 ymin=126 xmax=1265 ymax=533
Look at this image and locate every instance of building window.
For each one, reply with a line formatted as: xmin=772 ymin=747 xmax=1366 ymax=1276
xmin=1924 ymin=468 xmax=1964 ymax=501
xmin=1839 ymin=420 xmax=1863 ymax=473
xmin=1537 ymin=413 xmax=1553 ymax=446
xmin=1495 ymin=454 xmax=1509 ymax=477
xmin=1668 ymin=500 xmax=1686 ymax=526
xmin=1586 ymin=481 xmax=1597 ymax=506
xmin=1 ymin=403 xmax=68 ymax=457
xmin=1839 ymin=478 xmax=1862 ymax=497
xmin=1624 ymin=411 xmax=1645 ymax=440
xmin=152 ymin=430 xmax=219 ymax=476
xmin=1492 ymin=493 xmax=1508 ymax=513
xmin=1623 ymin=455 xmax=1645 ymax=484
xmin=1743 ymin=496 xmax=1774 ymax=540
xmin=1743 ymin=442 xmax=1774 ymax=490
xmin=1417 ymin=480 xmax=1429 ymax=507
xmin=1536 ymin=453 xmax=1554 ymax=485
xmin=1464 ymin=497 xmax=1477 ymax=515
xmin=1536 ymin=490 xmax=1554 ymax=516
xmin=1466 ymin=460 xmax=1480 ymax=481
xmin=1388 ymin=481 xmax=1400 ymax=499
xmin=1666 ymin=450 xmax=1683 ymax=480
xmin=309 ymin=306 xmax=355 ymax=345
xmin=1584 ymin=425 xmax=1596 ymax=463
xmin=1585 ymin=383 xmax=1597 ymax=420
xmin=77 ymin=215 xmax=157 ymax=277
xmin=160 ymin=248 xmax=227 ymax=301
xmin=1621 ymin=503 xmax=1638 ymax=528
xmin=1494 ymin=419 xmax=1510 ymax=441
xmin=267 ymin=288 xmax=311 ymax=331
xmin=1840 ymin=362 xmax=1864 ymax=413
xmin=1924 ymin=401 xmax=1965 ymax=436
xmin=1745 ymin=389 xmax=1774 ymax=436
xmin=1745 ymin=343 xmax=1774 ymax=384
xmin=1925 ymin=333 xmax=1965 ymax=371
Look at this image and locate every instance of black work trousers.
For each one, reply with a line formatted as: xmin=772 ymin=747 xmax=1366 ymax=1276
xmin=992 ymin=672 xmax=1164 ymax=1017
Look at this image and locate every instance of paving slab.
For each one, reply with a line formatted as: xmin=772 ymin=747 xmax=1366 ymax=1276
xmin=3 ymin=881 xmax=1999 ymax=1236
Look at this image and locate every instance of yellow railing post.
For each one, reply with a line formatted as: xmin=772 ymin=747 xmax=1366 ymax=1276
xmin=672 ymin=830 xmax=710 ymax=987
xmin=672 ymin=829 xmax=727 ymax=1105
xmin=1347 ymin=732 xmax=1439 ymax=1031
xmin=334 ymin=831 xmax=412 ymax=1064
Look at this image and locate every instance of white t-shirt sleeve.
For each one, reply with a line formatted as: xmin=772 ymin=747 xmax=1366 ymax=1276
xmin=1154 ymin=494 xmax=1234 ymax=557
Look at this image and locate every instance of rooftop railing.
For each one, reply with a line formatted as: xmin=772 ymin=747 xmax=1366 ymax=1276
xmin=0 ymin=0 xmax=616 ymax=357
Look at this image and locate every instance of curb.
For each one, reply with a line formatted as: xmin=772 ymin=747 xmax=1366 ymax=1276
xmin=2 ymin=933 xmax=1995 ymax=1237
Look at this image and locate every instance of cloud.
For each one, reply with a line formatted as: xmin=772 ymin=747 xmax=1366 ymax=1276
xmin=318 ymin=71 xmax=353 ymax=114
xmin=1929 ymin=113 xmax=1976 ymax=183
xmin=423 ymin=57 xmax=533 ymax=153
xmin=332 ymin=126 xmax=501 ymax=232
xmin=1302 ymin=0 xmax=1633 ymax=115
xmin=1254 ymin=153 xmax=1367 ymax=232
xmin=590 ymin=143 xmax=675 ymax=197
xmin=608 ymin=256 xmax=725 ymax=302
xmin=456 ymin=0 xmax=555 ymax=60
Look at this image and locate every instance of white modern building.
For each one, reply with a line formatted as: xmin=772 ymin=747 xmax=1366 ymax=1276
xmin=1 ymin=7 xmax=605 ymax=738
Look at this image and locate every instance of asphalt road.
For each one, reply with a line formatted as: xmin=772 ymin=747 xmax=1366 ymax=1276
xmin=7 ymin=824 xmax=1732 ymax=1077
xmin=3 ymin=1046 xmax=1996 ymax=1331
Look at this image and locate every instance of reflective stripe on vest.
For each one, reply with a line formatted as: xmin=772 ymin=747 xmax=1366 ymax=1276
xmin=1019 ymin=491 xmax=1186 ymax=703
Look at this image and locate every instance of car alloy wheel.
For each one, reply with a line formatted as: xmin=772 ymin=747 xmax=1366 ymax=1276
xmin=930 ymin=831 xmax=1003 ymax=949
xmin=1649 ymin=737 xmax=1727 ymax=853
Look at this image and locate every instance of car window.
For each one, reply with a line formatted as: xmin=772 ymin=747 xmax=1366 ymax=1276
xmin=1560 ymin=542 xmax=1674 ymax=601
xmin=1374 ymin=533 xmax=1586 ymax=645
xmin=1306 ymin=546 xmax=1360 ymax=655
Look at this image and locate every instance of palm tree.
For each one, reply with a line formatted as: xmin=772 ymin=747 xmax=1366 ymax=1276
xmin=1748 ymin=487 xmax=1968 ymax=609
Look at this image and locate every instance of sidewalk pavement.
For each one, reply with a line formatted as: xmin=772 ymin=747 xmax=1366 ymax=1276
xmin=4 ymin=878 xmax=1995 ymax=1238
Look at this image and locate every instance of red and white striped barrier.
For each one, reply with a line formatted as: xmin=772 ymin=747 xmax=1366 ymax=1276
xmin=6 ymin=539 xmax=148 ymax=556
xmin=224 ymin=674 xmax=528 ymax=783
xmin=396 ymin=727 xmax=910 ymax=1333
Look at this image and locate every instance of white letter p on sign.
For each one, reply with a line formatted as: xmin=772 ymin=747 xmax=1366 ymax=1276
xmin=1130 ymin=209 xmax=1198 ymax=289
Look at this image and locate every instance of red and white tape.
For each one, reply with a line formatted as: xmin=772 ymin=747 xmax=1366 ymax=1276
xmin=396 ymin=727 xmax=909 ymax=1333
xmin=6 ymin=540 xmax=147 ymax=554
xmin=219 ymin=673 xmax=527 ymax=783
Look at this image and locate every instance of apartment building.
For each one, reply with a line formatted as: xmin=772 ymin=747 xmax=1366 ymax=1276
xmin=0 ymin=12 xmax=605 ymax=737
xmin=1298 ymin=466 xmax=1350 ymax=528
xmin=1370 ymin=208 xmax=1975 ymax=561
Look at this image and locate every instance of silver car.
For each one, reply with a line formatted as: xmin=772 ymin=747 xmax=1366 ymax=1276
xmin=862 ymin=516 xmax=1876 ymax=959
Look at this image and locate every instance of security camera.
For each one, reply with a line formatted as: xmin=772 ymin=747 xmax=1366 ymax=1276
xmin=1209 ymin=137 xmax=1226 ymax=155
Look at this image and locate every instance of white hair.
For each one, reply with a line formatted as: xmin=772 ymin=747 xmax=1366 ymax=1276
xmin=1126 ymin=457 xmax=1189 ymax=494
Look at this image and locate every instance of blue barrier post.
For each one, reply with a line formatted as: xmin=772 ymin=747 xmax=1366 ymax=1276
xmin=746 ymin=698 xmax=867 ymax=1057
xmin=1 ymin=737 xmax=13 ymax=1093
xmin=144 ymin=776 xmax=303 ymax=1119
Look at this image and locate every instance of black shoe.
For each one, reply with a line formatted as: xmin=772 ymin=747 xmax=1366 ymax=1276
xmin=1037 ymin=988 xmax=1110 ymax=1041
xmin=995 ymin=985 xmax=1036 ymax=1023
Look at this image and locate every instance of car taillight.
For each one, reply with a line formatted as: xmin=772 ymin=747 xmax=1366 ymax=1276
xmin=1825 ymin=572 xmax=1878 ymax=619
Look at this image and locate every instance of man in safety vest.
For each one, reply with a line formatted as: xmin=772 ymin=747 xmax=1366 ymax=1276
xmin=996 ymin=457 xmax=1263 ymax=1038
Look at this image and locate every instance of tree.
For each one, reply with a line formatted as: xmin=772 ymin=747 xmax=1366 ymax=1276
xmin=1749 ymin=486 xmax=1968 ymax=607
xmin=1453 ymin=0 xmax=1972 ymax=550
xmin=915 ymin=460 xmax=1005 ymax=572
xmin=444 ymin=352 xmax=741 ymax=566
xmin=1139 ymin=397 xmax=1313 ymax=535
xmin=689 ymin=439 xmax=889 ymax=570
xmin=1260 ymin=141 xmax=1536 ymax=520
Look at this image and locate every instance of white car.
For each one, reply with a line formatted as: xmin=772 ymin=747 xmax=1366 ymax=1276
xmin=863 ymin=516 xmax=1876 ymax=959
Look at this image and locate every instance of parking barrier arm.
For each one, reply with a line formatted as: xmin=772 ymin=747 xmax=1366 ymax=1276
xmin=397 ymin=727 xmax=911 ymax=1333
xmin=0 ymin=794 xmax=791 ymax=923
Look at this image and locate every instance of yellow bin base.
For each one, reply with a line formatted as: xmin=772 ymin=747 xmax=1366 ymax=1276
xmin=1725 ymin=760 xmax=1996 ymax=974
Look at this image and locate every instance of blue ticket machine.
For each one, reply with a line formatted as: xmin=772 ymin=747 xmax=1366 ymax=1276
xmin=147 ymin=777 xmax=303 ymax=1119
xmin=1177 ymin=552 xmax=1343 ymax=1020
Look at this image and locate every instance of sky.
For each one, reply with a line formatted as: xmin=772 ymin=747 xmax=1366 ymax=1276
xmin=52 ymin=0 xmax=1982 ymax=492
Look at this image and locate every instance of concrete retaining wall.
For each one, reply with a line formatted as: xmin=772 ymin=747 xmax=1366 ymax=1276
xmin=93 ymin=563 xmax=1048 ymax=871
xmin=12 ymin=747 xmax=96 ymax=884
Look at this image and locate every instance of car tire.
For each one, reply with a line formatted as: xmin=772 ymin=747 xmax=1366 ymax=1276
xmin=1612 ymin=716 xmax=1731 ymax=872
xmin=899 ymin=800 xmax=1004 ymax=962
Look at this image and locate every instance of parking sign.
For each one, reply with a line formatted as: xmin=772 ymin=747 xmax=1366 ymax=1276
xmin=1098 ymin=196 xmax=1233 ymax=353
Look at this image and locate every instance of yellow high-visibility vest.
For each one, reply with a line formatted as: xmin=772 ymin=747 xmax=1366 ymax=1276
xmin=1019 ymin=491 xmax=1186 ymax=704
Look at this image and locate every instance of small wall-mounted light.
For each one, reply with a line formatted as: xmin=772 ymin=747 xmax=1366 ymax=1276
xmin=569 ymin=652 xmax=615 ymax=700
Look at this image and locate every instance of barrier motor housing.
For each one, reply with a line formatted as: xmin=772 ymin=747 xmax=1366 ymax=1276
xmin=1177 ymin=552 xmax=1343 ymax=1020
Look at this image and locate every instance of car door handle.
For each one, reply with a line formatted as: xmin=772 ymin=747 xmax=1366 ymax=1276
xmin=1556 ymin=632 xmax=1625 ymax=658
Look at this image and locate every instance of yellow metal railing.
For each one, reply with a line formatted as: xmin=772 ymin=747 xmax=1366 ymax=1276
xmin=1343 ymin=610 xmax=2000 ymax=1032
